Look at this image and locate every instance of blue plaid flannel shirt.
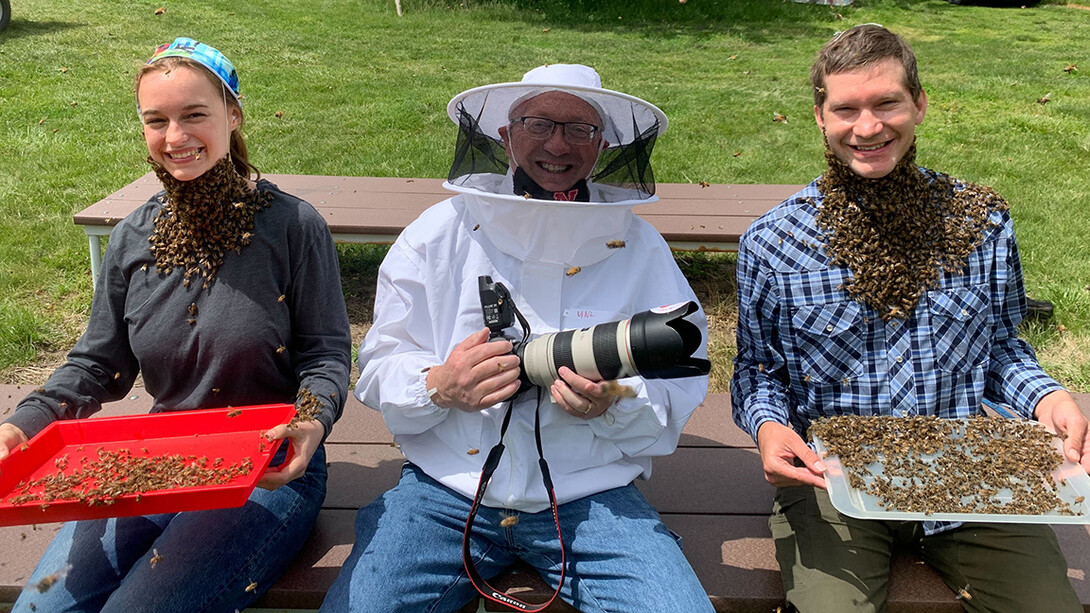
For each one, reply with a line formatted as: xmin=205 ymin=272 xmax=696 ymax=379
xmin=731 ymin=171 xmax=1064 ymax=535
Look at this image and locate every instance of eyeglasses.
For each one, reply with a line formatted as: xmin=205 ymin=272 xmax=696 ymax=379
xmin=511 ymin=116 xmax=601 ymax=145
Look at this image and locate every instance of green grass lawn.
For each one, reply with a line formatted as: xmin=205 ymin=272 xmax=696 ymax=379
xmin=1 ymin=0 xmax=1088 ymax=393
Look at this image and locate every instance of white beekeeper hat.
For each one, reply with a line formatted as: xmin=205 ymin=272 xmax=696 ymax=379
xmin=446 ymin=63 xmax=667 ymax=146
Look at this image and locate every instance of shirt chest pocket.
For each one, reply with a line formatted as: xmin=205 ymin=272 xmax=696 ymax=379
xmin=926 ymin=286 xmax=990 ymax=373
xmin=790 ymin=301 xmax=864 ymax=384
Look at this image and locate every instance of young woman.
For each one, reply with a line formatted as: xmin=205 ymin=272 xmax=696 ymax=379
xmin=0 ymin=38 xmax=351 ymax=613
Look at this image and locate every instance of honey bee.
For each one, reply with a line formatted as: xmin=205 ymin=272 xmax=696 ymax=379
xmin=601 ymin=381 xmax=637 ymax=399
xmin=276 ymin=346 xmax=287 ymax=355
xmin=226 ymin=409 xmax=242 ymax=418
xmin=500 ymin=515 xmax=519 ymax=528
xmin=278 ymin=294 xmax=286 ymax=303
xmin=1064 ymin=64 xmax=1077 ymax=74
xmin=773 ymin=112 xmax=787 ymax=123
xmin=35 ymin=572 xmax=60 ymax=593
xmin=605 ymin=240 xmax=626 ymax=249
xmin=565 ymin=266 xmax=581 ymax=277
xmin=150 ymin=549 xmax=163 ymax=568
xmin=245 ymin=581 xmax=258 ymax=593
xmin=956 ymin=585 xmax=972 ymax=601
xmin=114 ymin=372 xmax=121 ymax=380
xmin=698 ymin=181 xmax=710 ymax=188
xmin=466 ymin=448 xmax=480 ymax=455
xmin=473 ymin=224 xmax=480 ymax=231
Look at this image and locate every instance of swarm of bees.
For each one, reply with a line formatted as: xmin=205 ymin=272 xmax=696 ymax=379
xmin=810 ymin=415 xmax=1078 ymax=516
xmin=814 ymin=144 xmax=1007 ymax=320
xmin=7 ymin=448 xmax=254 ymax=508
xmin=289 ymin=388 xmax=322 ymax=428
xmin=146 ymin=157 xmax=271 ymax=309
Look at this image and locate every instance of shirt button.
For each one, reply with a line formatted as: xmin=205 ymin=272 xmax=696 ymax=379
xmin=896 ymin=355 xmax=904 ymax=363
xmin=961 ymin=309 xmax=969 ymax=317
xmin=826 ymin=325 xmax=834 ymax=332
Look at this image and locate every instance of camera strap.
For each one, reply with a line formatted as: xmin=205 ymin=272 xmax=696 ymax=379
xmin=462 ymin=390 xmax=565 ymax=611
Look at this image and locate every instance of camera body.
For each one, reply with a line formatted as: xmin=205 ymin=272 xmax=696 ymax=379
xmin=478 ymin=275 xmax=710 ymax=388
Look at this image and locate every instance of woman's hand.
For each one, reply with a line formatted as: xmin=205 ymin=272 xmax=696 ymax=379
xmin=256 ymin=419 xmax=325 ymax=490
xmin=0 ymin=423 xmax=29 ymax=462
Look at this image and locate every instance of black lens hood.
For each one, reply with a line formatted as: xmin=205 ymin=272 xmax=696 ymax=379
xmin=627 ymin=301 xmax=711 ymax=379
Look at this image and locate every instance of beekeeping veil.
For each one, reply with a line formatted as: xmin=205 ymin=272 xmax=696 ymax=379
xmin=443 ymin=64 xmax=667 ymax=206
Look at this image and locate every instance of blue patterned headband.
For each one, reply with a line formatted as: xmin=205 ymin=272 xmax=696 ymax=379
xmin=147 ymin=37 xmax=241 ymax=105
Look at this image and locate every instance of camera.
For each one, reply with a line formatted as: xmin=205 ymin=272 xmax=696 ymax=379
xmin=478 ymin=275 xmax=710 ymax=387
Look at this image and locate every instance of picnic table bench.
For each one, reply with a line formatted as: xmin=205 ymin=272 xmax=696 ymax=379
xmin=73 ymin=172 xmax=802 ymax=288
xmin=2 ymin=384 xmax=1090 ymax=612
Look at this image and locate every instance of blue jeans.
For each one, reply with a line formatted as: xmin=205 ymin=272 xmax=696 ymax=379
xmin=13 ymin=444 xmax=327 ymax=613
xmin=320 ymin=463 xmax=713 ymax=613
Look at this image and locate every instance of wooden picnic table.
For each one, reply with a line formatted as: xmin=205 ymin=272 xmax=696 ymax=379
xmin=72 ymin=173 xmax=802 ymax=289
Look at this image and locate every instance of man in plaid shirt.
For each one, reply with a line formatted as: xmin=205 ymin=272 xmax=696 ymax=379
xmin=732 ymin=24 xmax=1087 ymax=612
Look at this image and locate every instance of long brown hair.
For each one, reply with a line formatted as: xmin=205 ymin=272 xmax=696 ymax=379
xmin=135 ymin=57 xmax=259 ymax=179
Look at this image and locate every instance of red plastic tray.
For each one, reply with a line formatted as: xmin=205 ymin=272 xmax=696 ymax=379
xmin=0 ymin=404 xmax=296 ymax=527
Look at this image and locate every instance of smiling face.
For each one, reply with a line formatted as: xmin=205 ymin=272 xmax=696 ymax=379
xmin=137 ymin=65 xmax=241 ymax=182
xmin=815 ymin=58 xmax=927 ymax=180
xmin=498 ymin=91 xmax=606 ymax=192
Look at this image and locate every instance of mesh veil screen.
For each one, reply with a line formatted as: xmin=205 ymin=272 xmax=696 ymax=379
xmin=447 ymin=102 xmax=659 ymax=198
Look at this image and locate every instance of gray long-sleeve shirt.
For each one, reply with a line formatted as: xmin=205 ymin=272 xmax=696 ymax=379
xmin=6 ymin=180 xmax=351 ymax=440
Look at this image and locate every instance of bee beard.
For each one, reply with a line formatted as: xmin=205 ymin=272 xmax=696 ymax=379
xmin=147 ymin=155 xmax=270 ymax=291
xmin=815 ymin=141 xmax=1007 ymax=320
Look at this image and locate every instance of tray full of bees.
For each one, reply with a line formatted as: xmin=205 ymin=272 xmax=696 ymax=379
xmin=810 ymin=415 xmax=1090 ymax=523
xmin=0 ymin=404 xmax=296 ymax=527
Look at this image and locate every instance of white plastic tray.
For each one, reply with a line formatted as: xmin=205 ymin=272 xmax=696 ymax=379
xmin=813 ymin=422 xmax=1090 ymax=524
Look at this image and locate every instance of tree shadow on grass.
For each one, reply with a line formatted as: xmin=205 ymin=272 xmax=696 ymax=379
xmin=0 ymin=19 xmax=84 ymax=42
xmin=423 ymin=0 xmax=848 ymax=43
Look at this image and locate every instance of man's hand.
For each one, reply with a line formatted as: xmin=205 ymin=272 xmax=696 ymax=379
xmin=0 ymin=423 xmax=28 ymax=462
xmin=426 ymin=328 xmax=523 ymax=412
xmin=257 ymin=419 xmax=325 ymax=490
xmin=550 ymin=366 xmax=618 ymax=420
xmin=1034 ymin=390 xmax=1090 ymax=472
xmin=755 ymin=421 xmax=827 ymax=488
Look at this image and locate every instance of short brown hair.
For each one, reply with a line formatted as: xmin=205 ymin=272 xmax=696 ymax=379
xmin=135 ymin=57 xmax=259 ymax=179
xmin=810 ymin=24 xmax=922 ymax=108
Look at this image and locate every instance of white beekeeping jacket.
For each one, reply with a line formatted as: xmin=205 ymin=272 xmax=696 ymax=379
xmin=354 ymin=174 xmax=709 ymax=512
